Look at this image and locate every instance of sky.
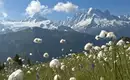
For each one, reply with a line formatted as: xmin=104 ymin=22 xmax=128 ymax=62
xmin=0 ymin=0 xmax=130 ymax=21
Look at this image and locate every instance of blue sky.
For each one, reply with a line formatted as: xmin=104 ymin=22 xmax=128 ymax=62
xmin=0 ymin=0 xmax=130 ymax=21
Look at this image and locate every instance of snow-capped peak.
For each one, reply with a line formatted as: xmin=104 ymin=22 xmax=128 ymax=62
xmin=59 ymin=8 xmax=130 ymax=35
xmin=87 ymin=7 xmax=93 ymax=15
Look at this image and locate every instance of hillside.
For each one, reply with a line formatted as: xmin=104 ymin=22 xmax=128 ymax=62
xmin=0 ymin=27 xmax=105 ymax=61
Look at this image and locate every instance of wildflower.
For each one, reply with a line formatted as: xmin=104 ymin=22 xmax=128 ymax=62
xmin=124 ymin=45 xmax=128 ymax=48
xmin=76 ymin=56 xmax=80 ymax=59
xmin=22 ymin=64 xmax=26 ymax=68
xmin=104 ymin=57 xmax=107 ymax=61
xmin=100 ymin=76 xmax=104 ymax=80
xmin=72 ymin=67 xmax=75 ymax=71
xmin=60 ymin=39 xmax=66 ymax=44
xmin=70 ymin=49 xmax=73 ymax=52
xmin=19 ymin=57 xmax=22 ymax=60
xmin=106 ymin=41 xmax=113 ymax=46
xmin=42 ymin=64 xmax=45 ymax=67
xmin=36 ymin=67 xmax=40 ymax=71
xmin=116 ymin=40 xmax=125 ymax=46
xmin=104 ymin=47 xmax=108 ymax=52
xmin=22 ymin=59 xmax=25 ymax=62
xmin=126 ymin=41 xmax=130 ymax=44
xmin=83 ymin=51 xmax=88 ymax=56
xmin=43 ymin=52 xmax=49 ymax=58
xmin=93 ymin=46 xmax=101 ymax=51
xmin=106 ymin=32 xmax=116 ymax=39
xmin=54 ymin=74 xmax=61 ymax=80
xmin=7 ymin=57 xmax=12 ymax=62
xmin=95 ymin=35 xmax=100 ymax=40
xmin=69 ymin=77 xmax=76 ymax=80
xmin=49 ymin=59 xmax=60 ymax=68
xmin=8 ymin=69 xmax=24 ymax=80
xmin=88 ymin=55 xmax=92 ymax=58
xmin=27 ymin=71 xmax=31 ymax=74
xmin=99 ymin=30 xmax=108 ymax=38
xmin=114 ymin=60 xmax=118 ymax=63
xmin=61 ymin=62 xmax=65 ymax=65
xmin=126 ymin=47 xmax=130 ymax=51
xmin=33 ymin=38 xmax=42 ymax=44
xmin=61 ymin=48 xmax=64 ymax=51
xmin=84 ymin=43 xmax=93 ymax=51
xmin=101 ymin=45 xmax=107 ymax=49
xmin=30 ymin=68 xmax=34 ymax=71
xmin=109 ymin=46 xmax=113 ymax=51
xmin=97 ymin=51 xmax=105 ymax=59
xmin=30 ymin=53 xmax=32 ymax=56
xmin=36 ymin=61 xmax=39 ymax=63
xmin=4 ymin=62 xmax=6 ymax=65
xmin=91 ymin=63 xmax=95 ymax=69
xmin=60 ymin=65 xmax=66 ymax=70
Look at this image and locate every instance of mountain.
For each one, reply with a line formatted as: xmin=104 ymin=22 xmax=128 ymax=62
xmin=1 ymin=8 xmax=130 ymax=62
xmin=0 ymin=8 xmax=130 ymax=37
xmin=0 ymin=27 xmax=106 ymax=62
xmin=0 ymin=13 xmax=75 ymax=34
xmin=61 ymin=8 xmax=130 ymax=37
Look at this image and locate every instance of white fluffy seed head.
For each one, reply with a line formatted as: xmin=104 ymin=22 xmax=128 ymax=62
xmin=106 ymin=41 xmax=113 ymax=46
xmin=116 ymin=40 xmax=125 ymax=46
xmin=84 ymin=43 xmax=93 ymax=51
xmin=93 ymin=46 xmax=101 ymax=51
xmin=72 ymin=67 xmax=75 ymax=71
xmin=99 ymin=30 xmax=108 ymax=38
xmin=7 ymin=57 xmax=12 ymax=62
xmin=69 ymin=77 xmax=76 ymax=80
xmin=126 ymin=47 xmax=130 ymax=51
xmin=60 ymin=65 xmax=66 ymax=70
xmin=22 ymin=59 xmax=25 ymax=62
xmin=33 ymin=38 xmax=42 ymax=44
xmin=109 ymin=46 xmax=113 ymax=51
xmin=8 ymin=69 xmax=24 ymax=80
xmin=27 ymin=71 xmax=31 ymax=74
xmin=49 ymin=59 xmax=60 ymax=68
xmin=54 ymin=74 xmax=61 ymax=80
xmin=60 ymin=39 xmax=66 ymax=44
xmin=29 ymin=53 xmax=32 ymax=56
xmin=43 ymin=52 xmax=49 ymax=58
xmin=100 ymin=76 xmax=104 ymax=80
xmin=95 ymin=35 xmax=100 ymax=40
xmin=106 ymin=32 xmax=116 ymax=39
xmin=97 ymin=51 xmax=105 ymax=60
xmin=101 ymin=45 xmax=107 ymax=49
xmin=30 ymin=68 xmax=34 ymax=71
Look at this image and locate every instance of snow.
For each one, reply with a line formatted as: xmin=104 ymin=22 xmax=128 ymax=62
xmin=87 ymin=7 xmax=93 ymax=15
xmin=76 ymin=18 xmax=92 ymax=27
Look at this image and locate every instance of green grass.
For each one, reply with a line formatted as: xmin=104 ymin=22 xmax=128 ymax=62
xmin=1 ymin=45 xmax=130 ymax=80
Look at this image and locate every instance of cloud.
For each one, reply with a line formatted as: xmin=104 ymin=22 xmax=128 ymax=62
xmin=0 ymin=12 xmax=8 ymax=18
xmin=26 ymin=0 xmax=51 ymax=17
xmin=53 ymin=2 xmax=78 ymax=13
xmin=2 ymin=12 xmax=8 ymax=18
xmin=40 ymin=6 xmax=52 ymax=15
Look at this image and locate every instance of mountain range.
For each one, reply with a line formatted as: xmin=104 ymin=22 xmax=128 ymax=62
xmin=0 ymin=8 xmax=130 ymax=37
xmin=0 ymin=8 xmax=130 ymax=61
xmin=0 ymin=27 xmax=105 ymax=62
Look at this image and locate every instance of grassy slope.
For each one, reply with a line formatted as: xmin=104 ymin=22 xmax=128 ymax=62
xmin=1 ymin=44 xmax=130 ymax=80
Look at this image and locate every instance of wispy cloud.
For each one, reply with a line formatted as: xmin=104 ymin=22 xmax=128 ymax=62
xmin=53 ymin=2 xmax=78 ymax=13
xmin=0 ymin=0 xmax=8 ymax=18
xmin=2 ymin=12 xmax=8 ymax=18
xmin=25 ymin=0 xmax=51 ymax=17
